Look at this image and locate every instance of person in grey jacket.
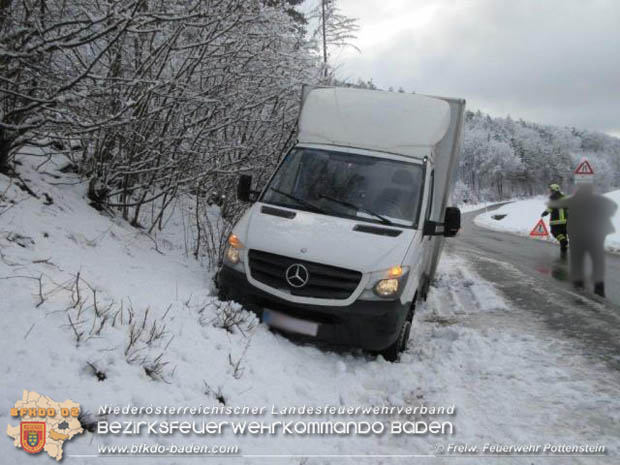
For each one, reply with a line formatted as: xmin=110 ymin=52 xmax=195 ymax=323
xmin=549 ymin=183 xmax=617 ymax=297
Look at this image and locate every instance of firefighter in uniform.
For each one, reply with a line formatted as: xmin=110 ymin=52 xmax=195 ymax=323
xmin=541 ymin=184 xmax=568 ymax=257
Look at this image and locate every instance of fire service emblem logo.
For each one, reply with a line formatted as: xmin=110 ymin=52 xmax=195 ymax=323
xmin=20 ymin=422 xmax=46 ymax=454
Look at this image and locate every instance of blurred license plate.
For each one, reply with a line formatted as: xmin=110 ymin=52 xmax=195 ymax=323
xmin=262 ymin=310 xmax=318 ymax=337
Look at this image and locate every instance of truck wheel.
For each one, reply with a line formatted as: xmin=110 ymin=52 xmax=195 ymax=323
xmin=380 ymin=320 xmax=411 ymax=362
xmin=216 ymin=282 xmax=229 ymax=301
xmin=418 ymin=275 xmax=430 ymax=301
xmin=217 ymin=289 xmax=228 ymax=301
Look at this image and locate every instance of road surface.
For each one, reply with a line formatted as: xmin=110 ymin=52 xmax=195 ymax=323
xmin=449 ymin=205 xmax=620 ymax=371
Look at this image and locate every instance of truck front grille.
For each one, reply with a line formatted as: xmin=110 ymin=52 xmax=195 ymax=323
xmin=248 ymin=249 xmax=362 ymax=300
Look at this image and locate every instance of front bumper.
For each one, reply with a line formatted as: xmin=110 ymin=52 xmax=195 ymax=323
xmin=217 ymin=265 xmax=410 ymax=351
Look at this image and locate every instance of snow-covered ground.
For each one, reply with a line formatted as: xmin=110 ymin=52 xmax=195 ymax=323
xmin=474 ymin=192 xmax=620 ymax=253
xmin=1 ymin=148 xmax=618 ymax=463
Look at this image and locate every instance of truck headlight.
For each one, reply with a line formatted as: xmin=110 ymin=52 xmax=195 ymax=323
xmin=224 ymin=234 xmax=244 ymax=267
xmin=360 ymin=266 xmax=409 ymax=300
xmin=225 ymin=246 xmax=241 ymax=264
xmin=374 ymin=278 xmax=399 ymax=297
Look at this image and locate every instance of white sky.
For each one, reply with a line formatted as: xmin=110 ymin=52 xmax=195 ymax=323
xmin=312 ymin=0 xmax=620 ymax=137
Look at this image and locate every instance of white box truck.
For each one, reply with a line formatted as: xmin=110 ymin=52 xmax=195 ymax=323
xmin=217 ymin=86 xmax=465 ymax=360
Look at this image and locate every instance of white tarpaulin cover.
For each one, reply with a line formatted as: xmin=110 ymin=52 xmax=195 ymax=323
xmin=298 ymin=87 xmax=451 ymax=157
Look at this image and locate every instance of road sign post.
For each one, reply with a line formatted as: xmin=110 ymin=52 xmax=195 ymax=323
xmin=574 ymin=158 xmax=594 ymax=184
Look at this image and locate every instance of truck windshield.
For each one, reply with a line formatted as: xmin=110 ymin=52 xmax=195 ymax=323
xmin=261 ymin=147 xmax=425 ymax=228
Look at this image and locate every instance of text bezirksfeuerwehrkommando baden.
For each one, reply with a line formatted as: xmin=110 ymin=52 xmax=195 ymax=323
xmin=97 ymin=419 xmax=453 ymax=436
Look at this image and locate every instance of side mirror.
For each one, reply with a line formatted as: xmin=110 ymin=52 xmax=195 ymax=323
xmin=422 ymin=206 xmax=461 ymax=237
xmin=237 ymin=175 xmax=253 ymax=202
xmin=444 ymin=206 xmax=461 ymax=237
xmin=423 ymin=220 xmax=444 ymax=236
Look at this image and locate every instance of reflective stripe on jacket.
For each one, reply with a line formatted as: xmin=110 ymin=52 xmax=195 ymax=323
xmin=547 ymin=196 xmax=568 ymax=225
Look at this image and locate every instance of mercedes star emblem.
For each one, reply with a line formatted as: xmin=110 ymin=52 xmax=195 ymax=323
xmin=285 ymin=264 xmax=310 ymax=288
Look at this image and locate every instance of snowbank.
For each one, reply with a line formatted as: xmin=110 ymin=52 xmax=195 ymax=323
xmin=458 ymin=200 xmax=504 ymax=214
xmin=2 ymin=147 xmax=619 ymax=462
xmin=474 ymin=192 xmax=620 ymax=252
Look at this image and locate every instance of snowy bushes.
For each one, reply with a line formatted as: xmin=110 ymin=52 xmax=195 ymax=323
xmin=208 ymin=300 xmax=258 ymax=336
xmin=0 ymin=0 xmax=133 ymax=172
xmin=38 ymin=271 xmax=177 ymax=382
xmin=73 ymin=0 xmax=318 ymax=233
xmin=1 ymin=0 xmax=320 ymax=264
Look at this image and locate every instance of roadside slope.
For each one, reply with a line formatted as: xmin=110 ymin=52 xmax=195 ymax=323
xmin=1 ymin=148 xmax=618 ymax=463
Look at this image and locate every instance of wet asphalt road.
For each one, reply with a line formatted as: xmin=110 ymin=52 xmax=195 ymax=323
xmin=448 ymin=204 xmax=620 ymax=371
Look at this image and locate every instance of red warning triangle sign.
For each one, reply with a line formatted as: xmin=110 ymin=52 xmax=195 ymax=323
xmin=530 ymin=218 xmax=549 ymax=237
xmin=574 ymin=159 xmax=594 ymax=175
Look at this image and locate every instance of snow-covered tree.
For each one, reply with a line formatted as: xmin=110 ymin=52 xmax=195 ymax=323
xmin=2 ymin=0 xmax=322 ymax=264
xmin=310 ymin=0 xmax=359 ymax=82
xmin=0 ymin=0 xmax=136 ymax=172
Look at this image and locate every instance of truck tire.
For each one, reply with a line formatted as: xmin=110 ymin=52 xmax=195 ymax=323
xmin=380 ymin=298 xmax=416 ymax=362
xmin=380 ymin=320 xmax=411 ymax=362
xmin=214 ymin=272 xmax=229 ymax=301
xmin=217 ymin=288 xmax=228 ymax=301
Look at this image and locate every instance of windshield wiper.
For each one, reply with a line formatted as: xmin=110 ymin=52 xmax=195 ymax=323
xmin=319 ymin=193 xmax=393 ymax=225
xmin=269 ymin=188 xmax=329 ymax=215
